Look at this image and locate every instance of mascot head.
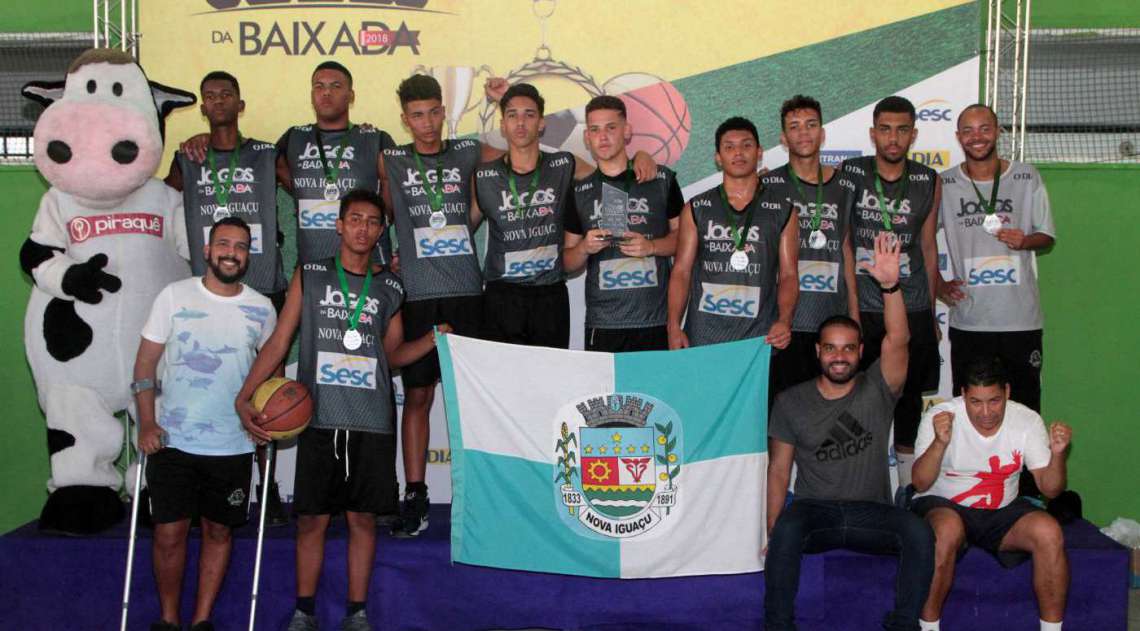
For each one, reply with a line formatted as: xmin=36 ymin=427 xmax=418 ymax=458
xmin=22 ymin=48 xmax=195 ymax=203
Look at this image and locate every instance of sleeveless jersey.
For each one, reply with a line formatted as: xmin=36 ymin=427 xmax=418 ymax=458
xmin=842 ymin=156 xmax=937 ymax=312
xmin=684 ymin=180 xmax=792 ymax=346
xmin=766 ymin=164 xmax=853 ymax=332
xmin=177 ymin=138 xmax=286 ymax=294
xmin=384 ymin=139 xmax=483 ymax=301
xmin=278 ymin=125 xmax=394 ymax=265
xmin=571 ymin=166 xmax=679 ymax=329
xmin=297 ymin=259 xmax=403 ymax=434
xmin=475 ymin=151 xmax=576 ymax=286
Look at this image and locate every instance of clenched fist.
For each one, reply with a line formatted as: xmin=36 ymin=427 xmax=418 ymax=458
xmin=1048 ymin=422 xmax=1072 ymax=454
xmin=932 ymin=411 xmax=954 ymax=445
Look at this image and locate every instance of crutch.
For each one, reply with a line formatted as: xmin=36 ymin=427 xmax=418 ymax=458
xmin=248 ymin=441 xmax=276 ymax=631
xmin=120 ymin=449 xmax=147 ymax=631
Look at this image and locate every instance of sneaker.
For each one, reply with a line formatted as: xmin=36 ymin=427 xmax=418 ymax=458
xmin=337 ymin=609 xmax=371 ymax=631
xmin=390 ymin=489 xmax=429 ymax=538
xmin=286 ymin=609 xmax=320 ymax=631
xmin=149 ymin=622 xmax=179 ymax=631
xmin=189 ymin=621 xmax=215 ymax=631
xmin=262 ymin=482 xmax=288 ymax=527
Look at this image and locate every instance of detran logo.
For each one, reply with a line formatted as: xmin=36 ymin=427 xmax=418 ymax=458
xmin=966 ymin=255 xmax=1020 ymax=287
xmin=698 ymin=282 xmax=760 ymax=318
xmin=413 ymin=225 xmax=472 ymax=258
xmin=798 ymin=260 xmax=839 ymax=294
xmin=598 ymin=257 xmax=657 ymax=291
xmin=916 ymin=99 xmax=953 ymax=122
xmin=317 ymin=351 xmax=377 ymax=390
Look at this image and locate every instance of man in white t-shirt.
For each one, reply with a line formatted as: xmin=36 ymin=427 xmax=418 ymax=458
xmin=132 ymin=217 xmax=276 ymax=631
xmin=910 ymin=356 xmax=1073 ymax=631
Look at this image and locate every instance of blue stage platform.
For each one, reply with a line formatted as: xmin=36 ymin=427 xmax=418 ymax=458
xmin=0 ymin=505 xmax=1129 ymax=630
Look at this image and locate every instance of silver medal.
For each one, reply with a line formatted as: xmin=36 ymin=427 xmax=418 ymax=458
xmin=342 ymin=329 xmax=363 ymax=351
xmin=730 ymin=249 xmax=749 ymax=271
xmin=809 ymin=229 xmax=827 ymax=250
xmin=323 ymin=183 xmax=340 ymax=201
xmin=212 ymin=205 xmax=230 ymax=222
xmin=983 ymin=214 xmax=1002 ymax=235
xmin=429 ymin=211 xmax=447 ymax=229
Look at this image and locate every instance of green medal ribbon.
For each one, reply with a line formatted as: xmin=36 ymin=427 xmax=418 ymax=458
xmin=315 ymin=124 xmax=355 ymax=186
xmin=205 ymin=136 xmax=242 ymax=209
xmin=506 ymin=154 xmax=542 ymax=210
xmin=335 ymin=253 xmax=372 ymax=334
xmin=788 ymin=162 xmax=825 ymax=232
xmin=965 ymin=162 xmax=1002 ymax=216
xmin=872 ymin=159 xmax=909 ymax=232
xmin=718 ymin=183 xmax=759 ymax=252
xmin=412 ymin=141 xmax=447 ymax=213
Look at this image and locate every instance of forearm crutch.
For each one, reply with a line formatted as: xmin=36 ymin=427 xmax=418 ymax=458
xmin=248 ymin=441 xmax=275 ymax=631
xmin=120 ymin=450 xmax=147 ymax=631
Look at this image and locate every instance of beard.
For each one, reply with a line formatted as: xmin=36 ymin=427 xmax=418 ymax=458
xmin=821 ymin=360 xmax=858 ymax=384
xmin=209 ymin=256 xmax=247 ymax=284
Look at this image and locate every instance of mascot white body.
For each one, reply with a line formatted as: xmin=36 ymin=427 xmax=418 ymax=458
xmin=21 ymin=49 xmax=195 ymax=534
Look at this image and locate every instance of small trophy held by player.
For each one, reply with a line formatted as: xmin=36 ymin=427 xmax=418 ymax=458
xmin=599 ymin=182 xmax=629 ymax=243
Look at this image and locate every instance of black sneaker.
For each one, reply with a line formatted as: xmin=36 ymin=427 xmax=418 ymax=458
xmin=149 ymin=621 xmax=179 ymax=631
xmin=390 ymin=489 xmax=429 ymax=538
xmin=189 ymin=621 xmax=215 ymax=631
xmin=262 ymin=482 xmax=288 ymax=527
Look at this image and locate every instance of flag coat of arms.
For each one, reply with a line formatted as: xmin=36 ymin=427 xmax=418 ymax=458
xmin=438 ymin=334 xmax=769 ymax=578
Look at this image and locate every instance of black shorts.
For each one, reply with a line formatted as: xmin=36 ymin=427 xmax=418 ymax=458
xmin=585 ymin=325 xmax=668 ymax=352
xmin=859 ymin=309 xmax=940 ymax=447
xmin=292 ymin=427 xmax=398 ymax=516
xmin=482 ymin=281 xmax=569 ymax=349
xmin=401 ymin=294 xmax=483 ymax=388
xmin=949 ymin=328 xmax=1042 ymax=412
xmin=911 ymin=495 xmax=1045 ymax=568
xmin=769 ymin=330 xmax=821 ymax=403
xmin=265 ymin=289 xmax=287 ymax=315
xmin=146 ymin=448 xmax=253 ymax=527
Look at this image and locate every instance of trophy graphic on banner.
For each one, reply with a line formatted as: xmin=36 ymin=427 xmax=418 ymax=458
xmin=411 ymin=64 xmax=495 ymax=139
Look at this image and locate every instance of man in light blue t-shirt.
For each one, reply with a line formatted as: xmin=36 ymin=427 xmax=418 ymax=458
xmin=133 ymin=217 xmax=276 ymax=631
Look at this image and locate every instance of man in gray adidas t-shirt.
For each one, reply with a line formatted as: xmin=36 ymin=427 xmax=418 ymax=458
xmin=564 ymin=95 xmax=683 ymax=352
xmin=766 ymin=95 xmax=859 ymax=399
xmin=766 ymin=233 xmax=933 ymax=631
xmin=938 ymin=104 xmax=1055 ymax=412
xmin=234 ymin=190 xmax=446 ymax=631
xmin=667 ymin=116 xmax=798 ymax=349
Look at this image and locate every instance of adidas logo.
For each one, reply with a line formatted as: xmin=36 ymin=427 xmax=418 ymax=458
xmin=815 ymin=412 xmax=873 ymax=462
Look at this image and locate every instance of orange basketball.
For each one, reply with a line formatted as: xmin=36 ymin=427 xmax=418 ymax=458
xmin=251 ymin=377 xmax=312 ymax=440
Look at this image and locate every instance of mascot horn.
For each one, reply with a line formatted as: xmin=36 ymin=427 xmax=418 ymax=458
xmin=20 ymin=48 xmax=194 ymax=534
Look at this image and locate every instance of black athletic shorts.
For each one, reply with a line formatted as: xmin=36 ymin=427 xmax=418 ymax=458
xmin=482 ymin=281 xmax=569 ymax=349
xmin=585 ymin=325 xmax=668 ymax=352
xmin=146 ymin=448 xmax=253 ymax=527
xmin=292 ymin=427 xmax=398 ymax=516
xmin=859 ymin=309 xmax=940 ymax=447
xmin=949 ymin=328 xmax=1042 ymax=412
xmin=265 ymin=289 xmax=287 ymax=315
xmin=401 ymin=294 xmax=483 ymax=388
xmin=769 ymin=330 xmax=821 ymax=404
xmin=911 ymin=495 xmax=1045 ymax=568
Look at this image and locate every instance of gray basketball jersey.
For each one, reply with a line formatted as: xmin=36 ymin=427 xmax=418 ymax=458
xmin=572 ymin=166 xmax=678 ymax=329
xmin=177 ymin=139 xmax=286 ymax=294
xmin=475 ymin=151 xmax=576 ymax=286
xmin=684 ymin=181 xmax=792 ymax=346
xmin=843 ymin=156 xmax=937 ymax=312
xmin=767 ymin=164 xmax=854 ymax=332
xmin=384 ymin=139 xmax=483 ymax=301
xmin=278 ymin=125 xmax=394 ymax=265
xmin=297 ymin=260 xmax=403 ymax=434
xmin=939 ymin=160 xmax=1054 ymax=332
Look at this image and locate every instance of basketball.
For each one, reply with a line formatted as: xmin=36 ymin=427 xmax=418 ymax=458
xmin=604 ymin=73 xmax=691 ymax=166
xmin=251 ymin=377 xmax=312 ymax=440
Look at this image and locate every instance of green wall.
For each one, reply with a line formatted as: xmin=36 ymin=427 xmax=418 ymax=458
xmin=1 ymin=2 xmax=1137 ymax=533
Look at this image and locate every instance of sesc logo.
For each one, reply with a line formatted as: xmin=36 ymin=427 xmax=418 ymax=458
xmin=413 ymin=225 xmax=473 ymax=258
xmin=503 ymin=245 xmax=558 ymax=278
xmin=916 ymin=99 xmax=953 ymax=122
xmin=798 ymin=260 xmax=839 ymax=293
xmin=965 ymin=255 xmax=1020 ymax=287
xmin=317 ymin=351 xmax=377 ymax=390
xmin=599 ymin=257 xmax=657 ymax=290
xmin=698 ymin=282 xmax=760 ymax=318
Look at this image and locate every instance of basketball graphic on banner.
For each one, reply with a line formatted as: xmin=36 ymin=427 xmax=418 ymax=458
xmin=604 ymin=73 xmax=691 ymax=166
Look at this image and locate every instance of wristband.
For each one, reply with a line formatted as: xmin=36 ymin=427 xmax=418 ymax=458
xmin=880 ymin=282 xmax=901 ymax=294
xmin=130 ymin=378 xmax=155 ymax=395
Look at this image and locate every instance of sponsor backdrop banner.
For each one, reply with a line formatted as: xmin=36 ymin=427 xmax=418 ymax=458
xmin=438 ymin=334 xmax=769 ymax=578
xmin=140 ymin=1 xmax=978 ymax=502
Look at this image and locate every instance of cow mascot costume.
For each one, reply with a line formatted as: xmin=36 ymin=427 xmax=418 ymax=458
xmin=21 ymin=49 xmax=195 ymax=534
